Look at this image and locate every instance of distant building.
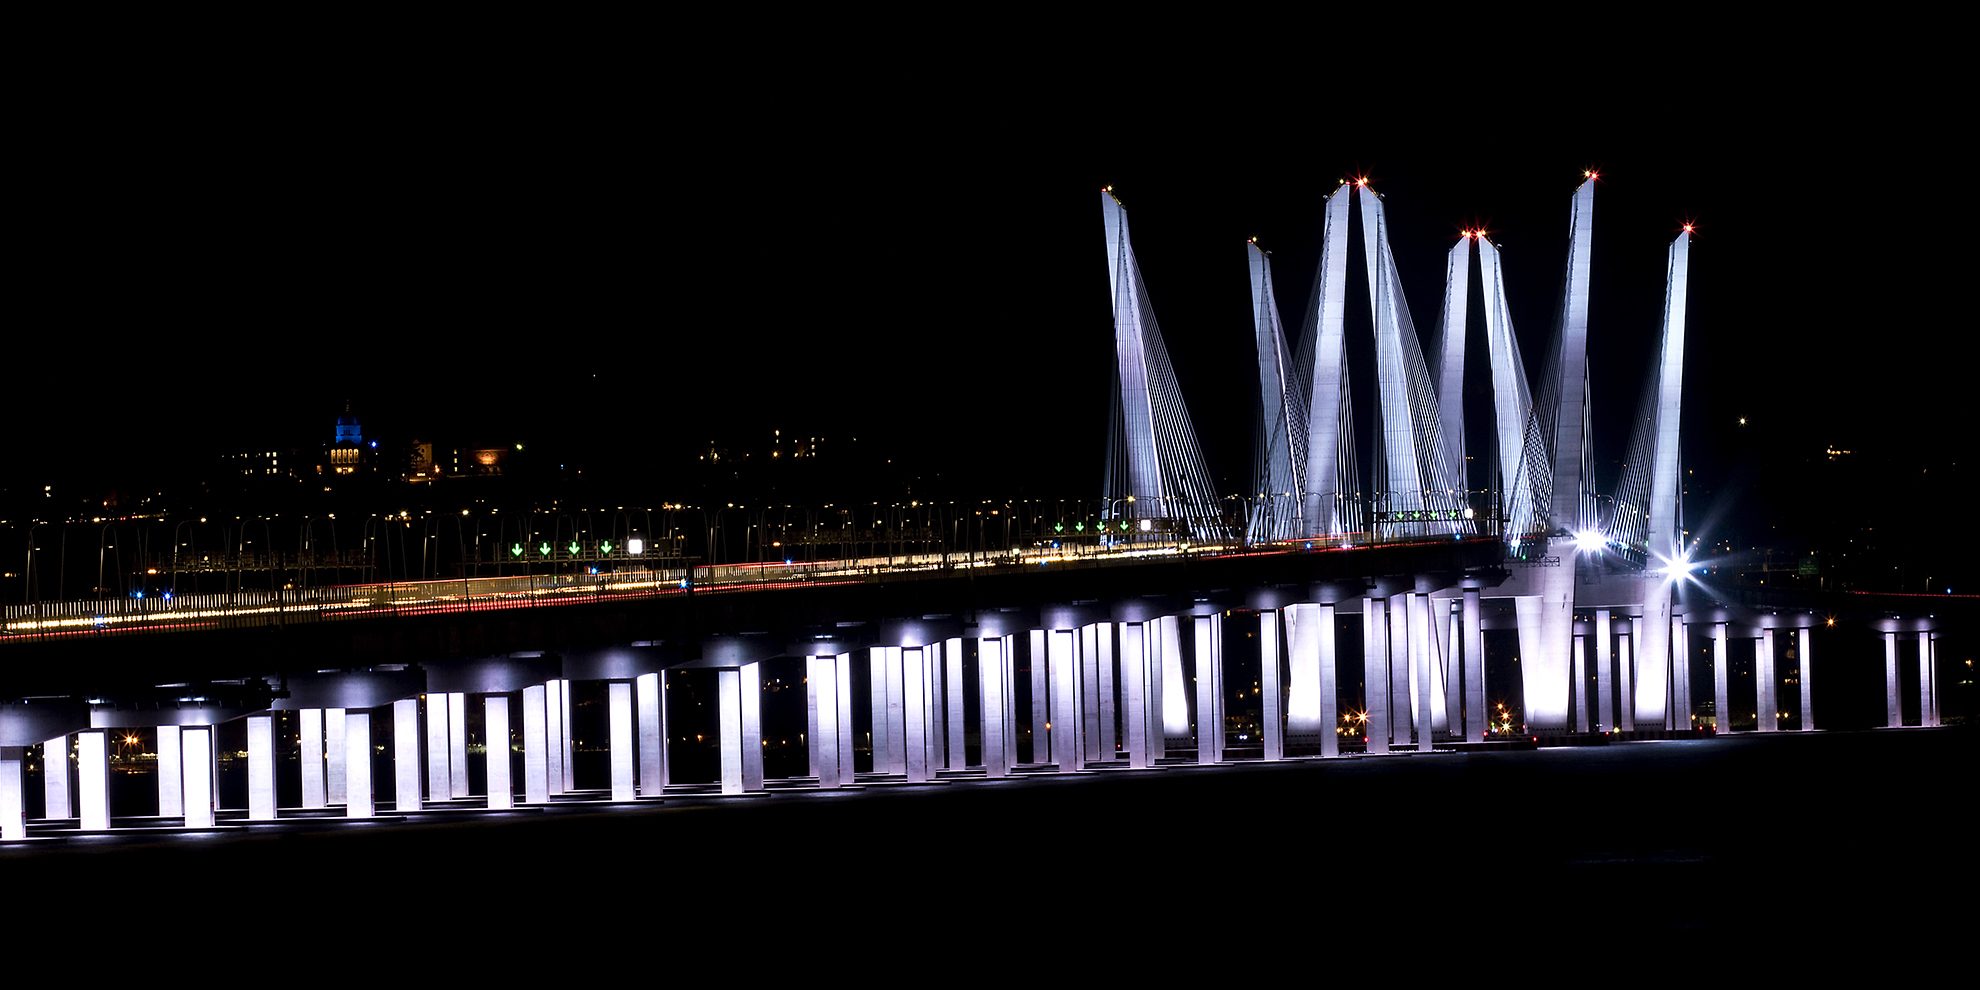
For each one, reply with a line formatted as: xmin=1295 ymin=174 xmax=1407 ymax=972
xmin=328 ymin=403 xmax=365 ymax=476
xmin=406 ymin=440 xmax=436 ymax=482
xmin=229 ymin=449 xmax=288 ymax=478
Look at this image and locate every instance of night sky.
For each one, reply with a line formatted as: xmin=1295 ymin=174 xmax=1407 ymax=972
xmin=15 ymin=54 xmax=1963 ymax=576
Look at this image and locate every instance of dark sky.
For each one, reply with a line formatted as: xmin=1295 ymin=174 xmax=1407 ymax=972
xmin=16 ymin=51 xmax=1962 ymax=524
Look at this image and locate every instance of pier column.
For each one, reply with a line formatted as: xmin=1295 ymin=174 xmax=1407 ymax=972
xmin=1047 ymin=631 xmax=1080 ymax=772
xmin=425 ymin=693 xmax=450 ymax=802
xmin=1363 ymin=598 xmax=1389 ymax=754
xmin=1595 ymin=609 xmax=1614 ymax=732
xmin=1260 ymin=610 xmax=1283 ymax=761
xmin=1919 ymin=632 xmax=1938 ymax=727
xmin=1120 ymin=622 xmax=1151 ymax=768
xmin=1288 ymin=603 xmax=1322 ymax=740
xmin=1081 ymin=624 xmax=1102 ymax=762
xmin=448 ymin=692 xmax=470 ymax=799
xmin=1621 ymin=617 xmax=1639 ymax=732
xmin=1798 ymin=628 xmax=1815 ymax=731
xmin=980 ymin=636 xmax=1012 ymax=776
xmin=1317 ymin=604 xmax=1339 ymax=757
xmin=1757 ymin=629 xmax=1778 ymax=733
xmin=485 ymin=696 xmax=513 ymax=810
xmin=945 ymin=639 xmax=967 ymax=771
xmin=608 ymin=681 xmax=635 ymax=802
xmin=925 ymin=644 xmax=946 ymax=772
xmin=0 ymin=748 xmax=23 ymax=839
xmin=1571 ymin=636 xmax=1587 ymax=731
xmin=717 ymin=669 xmax=744 ymax=795
xmin=394 ymin=698 xmax=421 ymax=812
xmin=42 ymin=735 xmax=71 ymax=821
xmin=1028 ymin=630 xmax=1049 ymax=763
xmin=247 ymin=714 xmax=276 ymax=821
xmin=544 ymin=679 xmax=566 ymax=795
xmin=1194 ymin=613 xmax=1224 ymax=765
xmin=325 ymin=708 xmax=347 ymax=806
xmin=1672 ymin=616 xmax=1690 ymax=729
xmin=1411 ymin=593 xmax=1434 ymax=752
xmin=1387 ymin=594 xmax=1411 ymax=747
xmin=344 ymin=712 xmax=373 ymax=818
xmin=1440 ymin=602 xmax=1460 ymax=736
xmin=300 ymin=710 xmax=326 ymax=809
xmin=78 ymin=730 xmax=108 ymax=830
xmin=1883 ymin=631 xmax=1900 ymax=726
xmin=836 ymin=652 xmax=856 ymax=778
xmin=902 ymin=648 xmax=930 ymax=782
xmin=740 ymin=662 xmax=764 ymax=792
xmin=807 ymin=656 xmax=843 ymax=787
xmin=1711 ymin=624 xmax=1730 ymax=733
xmin=181 ymin=726 xmax=214 ymax=828
xmin=1096 ymin=625 xmax=1116 ymax=758
xmin=157 ymin=725 xmax=183 ymax=818
xmin=1159 ymin=614 xmax=1188 ymax=750
xmin=870 ymin=648 xmax=896 ymax=775
xmin=637 ymin=673 xmax=666 ymax=795
xmin=1462 ymin=590 xmax=1484 ymax=740
xmin=523 ymin=684 xmax=549 ymax=804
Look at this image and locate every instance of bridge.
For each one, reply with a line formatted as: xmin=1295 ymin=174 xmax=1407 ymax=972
xmin=0 ymin=175 xmax=1960 ymax=845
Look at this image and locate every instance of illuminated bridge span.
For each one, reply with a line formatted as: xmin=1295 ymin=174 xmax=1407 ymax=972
xmin=0 ymin=174 xmax=1961 ymax=844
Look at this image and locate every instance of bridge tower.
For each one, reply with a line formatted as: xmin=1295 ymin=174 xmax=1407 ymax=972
xmin=1100 ymin=189 xmax=1224 ymax=542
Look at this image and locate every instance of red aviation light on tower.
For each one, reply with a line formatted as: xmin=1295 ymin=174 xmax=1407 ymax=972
xmin=1582 ymin=169 xmax=1599 ymax=181
xmin=1355 ymin=176 xmax=1369 ymax=188
xmin=1682 ymin=222 xmax=1695 ymax=234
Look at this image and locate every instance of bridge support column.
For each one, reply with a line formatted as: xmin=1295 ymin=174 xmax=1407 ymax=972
xmin=448 ymin=693 xmax=470 ymax=799
xmin=637 ymin=673 xmax=666 ymax=795
xmin=1080 ymin=625 xmax=1101 ymax=762
xmin=945 ymin=640 xmax=967 ymax=771
xmin=1672 ymin=616 xmax=1690 ymax=729
xmin=1618 ymin=625 xmax=1636 ymax=732
xmin=1363 ymin=598 xmax=1389 ymax=754
xmin=1047 ymin=632 xmax=1080 ymax=772
xmin=807 ymin=656 xmax=843 ymax=787
xmin=0 ymin=747 xmax=23 ymax=839
xmin=1439 ymin=601 xmax=1459 ymax=737
xmin=1028 ymin=631 xmax=1049 ymax=764
xmin=394 ymin=698 xmax=421 ymax=812
xmin=1194 ymin=613 xmax=1223 ymax=765
xmin=157 ymin=725 xmax=183 ymax=818
xmin=1120 ymin=622 xmax=1153 ymax=768
xmin=1463 ymin=590 xmax=1484 ymax=741
xmin=980 ymin=636 xmax=1013 ymax=776
xmin=1159 ymin=614 xmax=1188 ymax=752
xmin=1571 ymin=635 xmax=1588 ymax=732
xmin=717 ymin=669 xmax=744 ymax=795
xmin=181 ymin=726 xmax=214 ymax=828
xmin=740 ymin=662 xmax=764 ymax=792
xmin=299 ymin=710 xmax=326 ymax=809
xmin=836 ymin=653 xmax=857 ymax=779
xmin=1387 ymin=594 xmax=1411 ymax=747
xmin=1919 ymin=632 xmax=1938 ymax=727
xmin=1287 ymin=603 xmax=1321 ymax=743
xmin=1410 ymin=593 xmax=1434 ymax=753
xmin=544 ymin=679 xmax=566 ymax=796
xmin=902 ymin=647 xmax=931 ymax=782
xmin=42 ymin=736 xmax=70 ymax=821
xmin=1316 ymin=604 xmax=1340 ymax=757
xmin=869 ymin=648 xmax=896 ymax=775
xmin=485 ymin=696 xmax=513 ymax=810
xmin=425 ymin=693 xmax=450 ymax=803
xmin=926 ymin=644 xmax=947 ymax=772
xmin=608 ymin=681 xmax=635 ymax=801
xmin=247 ymin=714 xmax=276 ymax=821
xmin=77 ymin=730 xmax=108 ymax=830
xmin=325 ymin=708 xmax=347 ymax=806
xmin=1595 ymin=610 xmax=1614 ymax=732
xmin=344 ymin=712 xmax=373 ymax=818
xmin=1883 ymin=631 xmax=1900 ymax=726
xmin=1260 ymin=610 xmax=1283 ymax=761
xmin=1711 ymin=624 xmax=1730 ymax=733
xmin=1798 ymin=628 xmax=1815 ymax=731
xmin=1758 ymin=630 xmax=1778 ymax=733
xmin=522 ymin=685 xmax=550 ymax=804
xmin=1094 ymin=625 xmax=1116 ymax=758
